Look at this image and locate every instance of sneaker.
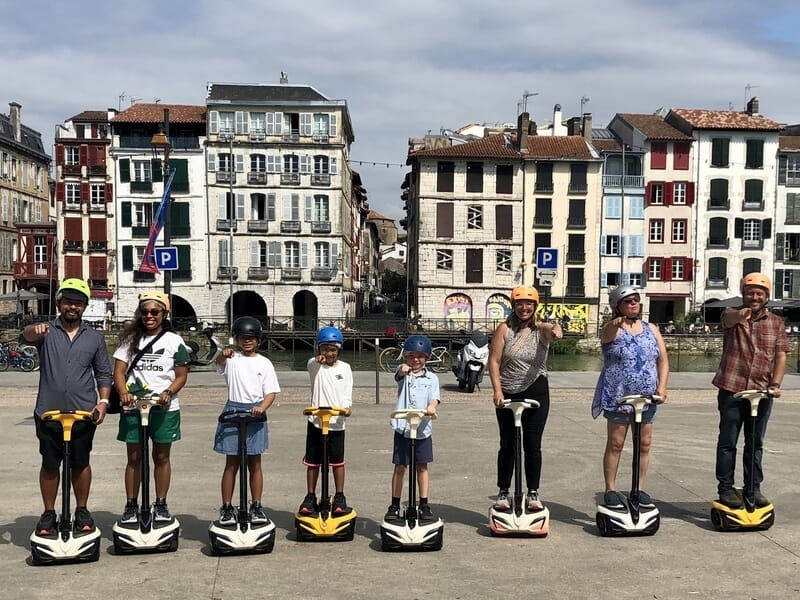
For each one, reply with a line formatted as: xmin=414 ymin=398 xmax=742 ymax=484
xmin=74 ymin=507 xmax=95 ymax=532
xmin=35 ymin=509 xmax=56 ymax=536
xmin=493 ymin=490 xmax=511 ymax=511
xmin=121 ymin=501 xmax=139 ymax=524
xmin=384 ymin=504 xmax=403 ymax=523
xmin=753 ymin=491 xmax=770 ymax=508
xmin=218 ymin=503 xmax=236 ymax=525
xmin=332 ymin=493 xmax=349 ymax=514
xmin=154 ymin=500 xmax=172 ymax=522
xmin=298 ymin=493 xmax=317 ymax=515
xmin=418 ymin=504 xmax=436 ymax=522
xmin=603 ymin=490 xmax=626 ymax=508
xmin=637 ymin=491 xmax=654 ymax=507
xmin=719 ymin=489 xmax=743 ymax=509
xmin=249 ymin=502 xmax=268 ymax=524
xmin=526 ymin=490 xmax=543 ymax=511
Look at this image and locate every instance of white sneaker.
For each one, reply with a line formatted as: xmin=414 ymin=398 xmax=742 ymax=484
xmin=526 ymin=490 xmax=543 ymax=511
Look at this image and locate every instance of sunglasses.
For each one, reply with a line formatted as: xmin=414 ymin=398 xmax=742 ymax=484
xmin=140 ymin=309 xmax=163 ymax=316
xmin=623 ymin=297 xmax=641 ymax=304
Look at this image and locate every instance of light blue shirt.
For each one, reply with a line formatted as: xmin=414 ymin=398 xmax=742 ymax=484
xmin=390 ymin=369 xmax=440 ymax=439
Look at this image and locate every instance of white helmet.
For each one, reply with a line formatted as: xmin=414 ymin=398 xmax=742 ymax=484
xmin=609 ymin=285 xmax=641 ymax=311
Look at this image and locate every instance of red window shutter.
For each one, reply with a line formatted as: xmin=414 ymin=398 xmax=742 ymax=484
xmin=55 ymin=144 xmax=64 ymax=164
xmin=664 ymin=182 xmax=674 ymax=206
xmin=650 ymin=142 xmax=667 ymax=169
xmin=673 ymin=143 xmax=690 ymax=170
xmin=686 ymin=181 xmax=695 ymax=206
xmin=663 ymin=258 xmax=672 ymax=281
xmin=88 ymin=218 xmax=107 ymax=242
xmin=56 ymin=182 xmax=65 ymax=201
xmin=105 ymin=182 xmax=113 ymax=203
xmin=64 ymin=217 xmax=82 ymax=240
xmin=645 ymin=181 xmax=652 ymax=206
xmin=64 ymin=256 xmax=82 ymax=279
xmin=79 ymin=145 xmax=89 ymax=166
xmin=91 ymin=124 xmax=98 ymax=138
xmin=685 ymin=257 xmax=693 ymax=281
xmin=89 ymin=256 xmax=106 ymax=279
xmin=80 ymin=182 xmax=89 ymax=204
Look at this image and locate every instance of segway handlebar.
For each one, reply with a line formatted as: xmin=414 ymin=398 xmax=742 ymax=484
xmin=390 ymin=409 xmax=437 ymax=422
xmin=219 ymin=409 xmax=267 ymax=424
xmin=733 ymin=390 xmax=772 ymax=417
xmin=501 ymin=399 xmax=541 ymax=410
xmin=40 ymin=410 xmax=95 ymax=442
xmin=303 ymin=406 xmax=350 ymax=435
xmin=188 ymin=327 xmax=222 ymax=366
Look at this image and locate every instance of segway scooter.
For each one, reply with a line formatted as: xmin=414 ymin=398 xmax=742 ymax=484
xmin=710 ymin=389 xmax=775 ymax=531
xmin=380 ymin=409 xmax=444 ymax=551
xmin=295 ymin=407 xmax=357 ymax=541
xmin=209 ymin=410 xmax=276 ymax=554
xmin=488 ymin=399 xmax=550 ymax=536
xmin=596 ymin=394 xmax=661 ymax=537
xmin=30 ymin=410 xmax=102 ymax=565
xmin=112 ymin=396 xmax=180 ymax=553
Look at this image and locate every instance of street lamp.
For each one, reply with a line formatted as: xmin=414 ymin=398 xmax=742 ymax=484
xmin=222 ymin=132 xmax=235 ymax=337
xmin=150 ymin=108 xmax=171 ymax=297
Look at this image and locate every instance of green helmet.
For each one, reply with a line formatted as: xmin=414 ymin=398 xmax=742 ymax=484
xmin=56 ymin=278 xmax=90 ymax=303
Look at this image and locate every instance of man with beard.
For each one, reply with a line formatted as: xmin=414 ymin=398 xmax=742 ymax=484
xmin=21 ymin=278 xmax=113 ymax=536
xmin=712 ymin=273 xmax=788 ymax=509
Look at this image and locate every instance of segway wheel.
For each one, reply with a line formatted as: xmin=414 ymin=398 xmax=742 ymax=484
xmin=710 ymin=508 xmax=726 ymax=532
xmin=596 ymin=513 xmax=611 ymax=537
xmin=295 ymin=526 xmax=313 ymax=542
xmin=167 ymin=536 xmax=179 ymax=552
xmin=760 ymin=510 xmax=775 ymax=531
xmin=429 ymin=528 xmax=444 ymax=551
xmin=344 ymin=521 xmax=356 ymax=542
xmin=458 ymin=379 xmax=466 ymax=390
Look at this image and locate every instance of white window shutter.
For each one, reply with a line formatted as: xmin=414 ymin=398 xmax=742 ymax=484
xmin=601 ymin=273 xmax=608 ymax=287
xmin=301 ymin=113 xmax=313 ymax=136
xmin=330 ymin=157 xmax=338 ymax=175
xmin=218 ymin=192 xmax=227 ymax=220
xmin=235 ymin=154 xmax=245 ymax=173
xmin=330 ymin=113 xmax=338 ymax=137
xmin=209 ymin=111 xmax=219 ymax=134
xmin=250 ymin=241 xmax=259 ymax=266
xmin=301 ymin=243 xmax=308 ymax=268
xmin=300 ymin=155 xmax=311 ymax=174
xmin=267 ymin=193 xmax=276 ymax=221
xmin=218 ymin=239 xmax=227 ymax=267
xmin=304 ymin=195 xmax=312 ymax=222
xmin=600 ymin=235 xmax=606 ymax=256
xmin=207 ymin=152 xmax=216 ymax=172
xmin=275 ymin=112 xmax=283 ymax=135
xmin=283 ymin=194 xmax=291 ymax=220
xmin=235 ymin=111 xmax=248 ymax=134
xmin=236 ymin=193 xmax=245 ymax=220
xmin=331 ymin=242 xmax=339 ymax=268
xmin=266 ymin=112 xmax=275 ymax=135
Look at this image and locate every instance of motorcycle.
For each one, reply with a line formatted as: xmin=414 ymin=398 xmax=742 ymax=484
xmin=452 ymin=331 xmax=489 ymax=393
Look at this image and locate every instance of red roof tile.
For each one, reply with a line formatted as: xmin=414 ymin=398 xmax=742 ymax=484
xmin=591 ymin=139 xmax=622 ymax=153
xmin=368 ymin=210 xmax=394 ymax=222
xmin=112 ymin=103 xmax=206 ymax=124
xmin=779 ymin=136 xmax=800 ymax=151
xmin=615 ymin=113 xmax=693 ymax=141
xmin=524 ymin=136 xmax=596 ymax=159
xmin=409 ymin=134 xmax=520 ymax=160
xmin=669 ymin=108 xmax=780 ymax=131
xmin=68 ymin=110 xmax=110 ymax=123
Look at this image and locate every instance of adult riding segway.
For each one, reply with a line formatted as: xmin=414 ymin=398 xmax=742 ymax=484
xmin=294 ymin=407 xmax=357 ymax=541
xmin=209 ymin=410 xmax=276 ymax=554
xmin=112 ymin=396 xmax=180 ymax=553
xmin=380 ymin=409 xmax=444 ymax=551
xmin=30 ymin=410 xmax=101 ymax=565
xmin=596 ymin=394 xmax=661 ymax=537
xmin=710 ymin=390 xmax=775 ymax=531
xmin=488 ymin=399 xmax=550 ymax=536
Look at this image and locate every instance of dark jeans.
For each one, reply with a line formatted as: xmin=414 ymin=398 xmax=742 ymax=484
xmin=715 ymin=389 xmax=773 ymax=494
xmin=496 ymin=376 xmax=550 ymax=491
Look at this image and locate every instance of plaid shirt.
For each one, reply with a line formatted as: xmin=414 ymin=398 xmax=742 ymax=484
xmin=712 ymin=309 xmax=789 ymax=393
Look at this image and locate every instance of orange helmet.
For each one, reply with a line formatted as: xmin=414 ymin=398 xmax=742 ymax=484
xmin=510 ymin=286 xmax=539 ymax=305
xmin=138 ymin=291 xmax=170 ymax=312
xmin=741 ymin=272 xmax=771 ymax=296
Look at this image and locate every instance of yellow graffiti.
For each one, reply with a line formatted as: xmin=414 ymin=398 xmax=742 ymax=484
xmin=537 ymin=303 xmax=589 ymax=334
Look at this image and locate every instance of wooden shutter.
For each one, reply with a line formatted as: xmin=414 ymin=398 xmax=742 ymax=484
xmin=466 ymin=248 xmax=483 ymax=283
xmin=55 ymin=144 xmax=64 ymax=164
xmin=436 ymin=202 xmax=454 ymax=238
xmin=80 ymin=182 xmax=89 ymax=204
xmin=79 ymin=145 xmax=89 ymax=166
xmin=89 ymin=256 xmax=106 ymax=279
xmin=119 ymin=158 xmax=130 ymax=182
xmin=64 ymin=256 xmax=82 ymax=278
xmin=105 ymin=182 xmax=113 ymax=203
xmin=778 ymin=155 xmax=788 ymax=185
xmin=151 ymin=158 xmax=162 ymax=182
xmin=121 ymin=202 xmax=132 ymax=227
xmin=56 ymin=181 xmax=65 ymax=201
xmin=171 ymin=159 xmax=189 ymax=193
xmin=686 ymin=181 xmax=695 ymax=206
xmin=495 ymin=205 xmax=512 ymax=239
xmin=664 ymin=182 xmax=674 ymax=206
xmin=650 ymin=142 xmax=667 ymax=169
xmin=64 ymin=217 xmax=82 ymax=241
xmin=171 ymin=203 xmax=190 ymax=237
xmin=88 ymin=218 xmax=106 ymax=242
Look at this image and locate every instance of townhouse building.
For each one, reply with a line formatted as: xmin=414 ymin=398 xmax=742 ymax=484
xmin=1 ymin=102 xmax=51 ymax=305
xmin=54 ymin=109 xmax=114 ymax=317
xmin=666 ymin=99 xmax=781 ymax=310
xmin=775 ymin=133 xmax=800 ymax=299
xmin=205 ymin=82 xmax=360 ymax=329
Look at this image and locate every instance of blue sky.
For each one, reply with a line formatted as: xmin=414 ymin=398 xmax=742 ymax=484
xmin=3 ymin=0 xmax=800 ymax=222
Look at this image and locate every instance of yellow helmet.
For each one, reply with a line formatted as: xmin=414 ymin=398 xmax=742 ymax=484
xmin=56 ymin=278 xmax=90 ymax=303
xmin=510 ymin=286 xmax=539 ymax=305
xmin=741 ymin=272 xmax=771 ymax=296
xmin=138 ymin=291 xmax=170 ymax=312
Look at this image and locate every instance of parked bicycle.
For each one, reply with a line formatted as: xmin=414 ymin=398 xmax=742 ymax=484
xmin=0 ymin=340 xmax=36 ymax=372
xmin=379 ymin=341 xmax=451 ymax=373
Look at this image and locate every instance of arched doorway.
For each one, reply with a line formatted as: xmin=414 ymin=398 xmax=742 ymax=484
xmin=170 ymin=294 xmax=197 ymax=331
xmin=293 ymin=290 xmax=318 ymax=332
xmin=225 ymin=290 xmax=268 ymax=331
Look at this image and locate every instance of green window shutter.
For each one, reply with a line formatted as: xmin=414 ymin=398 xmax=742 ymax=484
xmin=119 ymin=158 xmax=130 ymax=183
xmin=122 ymin=245 xmax=133 ymax=270
xmin=176 ymin=245 xmax=191 ymax=279
xmin=121 ymin=202 xmax=132 ymax=227
xmin=779 ymin=155 xmax=787 ymax=185
xmin=151 ymin=158 xmax=163 ymax=182
xmin=734 ymin=218 xmax=743 ymax=239
xmin=762 ymin=218 xmax=772 ymax=239
xmin=171 ymin=202 xmax=190 ymax=237
xmin=171 ymin=158 xmax=189 ymax=193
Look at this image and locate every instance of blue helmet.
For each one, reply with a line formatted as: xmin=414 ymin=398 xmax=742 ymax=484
xmin=317 ymin=326 xmax=344 ymax=347
xmin=403 ymin=335 xmax=432 ymax=356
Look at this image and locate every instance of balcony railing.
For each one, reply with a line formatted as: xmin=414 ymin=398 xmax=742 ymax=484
xmin=248 ymin=172 xmax=267 ymax=184
xmin=88 ymin=165 xmax=106 ymax=176
xmin=533 ymin=215 xmax=552 ymax=227
xmin=216 ymin=172 xmax=236 ymax=184
xmin=782 ymin=250 xmax=800 ymax=264
xmin=217 ymin=266 xmax=238 ymax=280
xmin=62 ymin=164 xmax=81 ymax=176
xmin=281 ymin=172 xmax=300 ymax=185
xmin=14 ymin=262 xmax=53 ymax=278
xmin=87 ymin=241 xmax=108 ymax=251
xmin=249 ymin=132 xmax=266 ymax=143
xmin=311 ymin=268 xmax=334 ymax=281
xmin=706 ymin=277 xmax=728 ymax=289
xmin=566 ymin=217 xmax=586 ymax=229
xmin=64 ymin=202 xmax=82 ymax=212
xmin=130 ymin=181 xmax=153 ymax=193
xmin=282 ymin=267 xmax=301 ymax=281
xmin=310 ymin=221 xmax=331 ymax=234
xmin=282 ymin=131 xmax=300 ymax=143
xmin=707 ymin=198 xmax=730 ymax=210
xmin=311 ymin=173 xmax=331 ymax=186
xmin=568 ymin=182 xmax=588 ymax=194
xmin=566 ymin=251 xmax=586 ymax=264
xmin=119 ymin=135 xmax=200 ymax=150
xmin=63 ymin=240 xmax=83 ymax=252
xmin=565 ymin=285 xmax=585 ymax=296
xmin=216 ymin=219 xmax=237 ymax=232
xmin=707 ymin=237 xmax=729 ymax=249
xmin=742 ymin=239 xmax=764 ymax=251
xmin=247 ymin=266 xmax=270 ymax=280
xmin=312 ymin=134 xmax=330 ymax=144
xmin=742 ymin=199 xmax=764 ymax=211
xmin=602 ymin=174 xmax=645 ymax=188
xmin=534 ymin=181 xmax=553 ymax=193
xmin=247 ymin=220 xmax=269 ymax=233
xmin=281 ymin=220 xmax=301 ymax=233
xmin=88 ymin=203 xmax=106 ymax=213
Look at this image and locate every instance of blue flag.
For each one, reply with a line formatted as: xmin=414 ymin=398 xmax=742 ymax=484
xmin=138 ymin=167 xmax=176 ymax=274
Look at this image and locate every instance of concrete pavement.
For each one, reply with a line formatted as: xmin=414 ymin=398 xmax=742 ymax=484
xmin=0 ymin=372 xmax=798 ymax=599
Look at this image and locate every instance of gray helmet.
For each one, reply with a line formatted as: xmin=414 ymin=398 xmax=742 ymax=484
xmin=609 ymin=285 xmax=641 ymax=311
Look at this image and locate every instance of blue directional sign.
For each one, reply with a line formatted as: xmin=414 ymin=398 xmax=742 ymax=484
xmin=154 ymin=247 xmax=179 ymax=271
xmin=536 ymin=247 xmax=558 ymax=270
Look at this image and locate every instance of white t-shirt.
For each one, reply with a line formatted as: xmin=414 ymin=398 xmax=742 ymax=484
xmin=307 ymin=358 xmax=353 ymax=431
xmin=113 ymin=331 xmax=190 ymax=412
xmin=216 ymin=352 xmax=281 ymax=405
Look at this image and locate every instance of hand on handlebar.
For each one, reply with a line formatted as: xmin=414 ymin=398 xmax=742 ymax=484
xmin=492 ymin=390 xmax=505 ymax=407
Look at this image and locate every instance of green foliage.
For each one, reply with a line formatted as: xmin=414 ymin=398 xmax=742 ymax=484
xmin=381 ymin=271 xmax=406 ymax=298
xmin=551 ymin=336 xmax=581 ymax=355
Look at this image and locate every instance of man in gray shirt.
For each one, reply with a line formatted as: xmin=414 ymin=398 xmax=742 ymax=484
xmin=21 ymin=278 xmax=112 ymax=535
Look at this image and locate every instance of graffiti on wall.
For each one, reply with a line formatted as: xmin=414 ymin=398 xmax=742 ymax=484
xmin=443 ymin=293 xmax=472 ymax=328
xmin=486 ymin=294 xmax=511 ymax=328
xmin=537 ymin=303 xmax=589 ymax=334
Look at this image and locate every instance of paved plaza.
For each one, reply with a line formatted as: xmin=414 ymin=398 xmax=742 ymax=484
xmin=0 ymin=370 xmax=798 ymax=599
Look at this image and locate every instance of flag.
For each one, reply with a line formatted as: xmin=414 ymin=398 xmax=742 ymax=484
xmin=138 ymin=167 xmax=176 ymax=274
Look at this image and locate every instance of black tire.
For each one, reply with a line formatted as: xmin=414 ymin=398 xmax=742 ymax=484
xmin=0 ymin=357 xmax=8 ymax=372
xmin=710 ymin=508 xmax=724 ymax=532
xmin=167 ymin=536 xmax=179 ymax=552
xmin=596 ymin=513 xmax=610 ymax=537
xmin=431 ymin=350 xmax=451 ymax=373
xmin=20 ymin=357 xmax=35 ymax=372
xmin=379 ymin=347 xmax=402 ymax=373
xmin=466 ymin=371 xmax=477 ymax=393
xmin=458 ymin=379 xmax=466 ymax=390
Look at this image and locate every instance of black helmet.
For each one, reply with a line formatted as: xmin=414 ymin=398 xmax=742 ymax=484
xmin=232 ymin=316 xmax=262 ymax=338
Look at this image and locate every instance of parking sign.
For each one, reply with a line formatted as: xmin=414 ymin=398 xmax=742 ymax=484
xmin=536 ymin=248 xmax=558 ymax=270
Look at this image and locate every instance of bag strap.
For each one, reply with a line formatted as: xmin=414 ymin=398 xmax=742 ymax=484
xmin=500 ymin=326 xmax=532 ymax=369
xmin=125 ymin=330 xmax=167 ymax=377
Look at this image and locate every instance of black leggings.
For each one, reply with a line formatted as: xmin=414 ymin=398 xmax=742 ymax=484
xmin=495 ymin=376 xmax=550 ymax=491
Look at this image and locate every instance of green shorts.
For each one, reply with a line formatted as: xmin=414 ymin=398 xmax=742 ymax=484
xmin=117 ymin=410 xmax=181 ymax=444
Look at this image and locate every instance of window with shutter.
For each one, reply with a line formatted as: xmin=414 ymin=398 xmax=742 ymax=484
xmin=436 ymin=202 xmax=454 ymax=238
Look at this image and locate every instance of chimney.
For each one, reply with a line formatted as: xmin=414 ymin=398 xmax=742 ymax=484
xmin=553 ymin=104 xmax=562 ymax=135
xmin=9 ymin=102 xmax=21 ymax=142
xmin=746 ymin=97 xmax=759 ymax=116
xmin=567 ymin=116 xmax=581 ymax=136
xmin=529 ymin=120 xmax=537 ymax=136
xmin=280 ymin=71 xmax=289 ymax=84
xmin=517 ymin=111 xmax=530 ymax=152
xmin=582 ymin=112 xmax=593 ymax=141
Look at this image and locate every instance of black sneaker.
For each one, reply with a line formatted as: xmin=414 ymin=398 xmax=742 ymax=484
xmin=637 ymin=491 xmax=654 ymax=507
xmin=332 ymin=493 xmax=349 ymax=515
xmin=121 ymin=501 xmax=138 ymax=524
xmin=74 ymin=507 xmax=95 ymax=532
xmin=35 ymin=510 xmax=56 ymax=536
xmin=384 ymin=504 xmax=402 ymax=523
xmin=603 ymin=491 xmax=626 ymax=508
xmin=249 ymin=502 xmax=268 ymax=524
xmin=719 ymin=489 xmax=743 ymax=509
xmin=154 ymin=500 xmax=172 ymax=522
xmin=418 ymin=504 xmax=436 ymax=523
xmin=298 ymin=493 xmax=317 ymax=515
xmin=753 ymin=491 xmax=770 ymax=508
xmin=219 ymin=503 xmax=236 ymax=525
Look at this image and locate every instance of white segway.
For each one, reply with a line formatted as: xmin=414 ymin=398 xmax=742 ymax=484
xmin=209 ymin=410 xmax=276 ymax=554
xmin=112 ymin=396 xmax=180 ymax=553
xmin=30 ymin=410 xmax=102 ymax=565
xmin=380 ymin=409 xmax=444 ymax=551
xmin=488 ymin=399 xmax=550 ymax=536
xmin=596 ymin=394 xmax=661 ymax=537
